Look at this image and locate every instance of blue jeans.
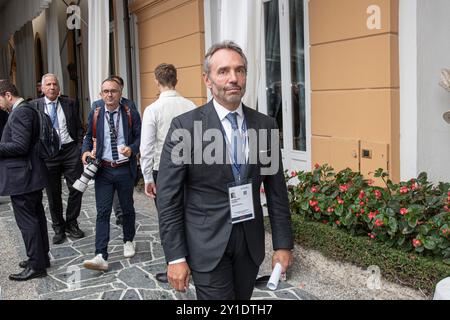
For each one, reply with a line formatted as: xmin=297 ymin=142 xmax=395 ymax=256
xmin=94 ymin=165 xmax=136 ymax=260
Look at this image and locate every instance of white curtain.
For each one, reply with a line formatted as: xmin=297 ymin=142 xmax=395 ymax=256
xmin=219 ymin=0 xmax=262 ymax=110
xmin=45 ymin=0 xmax=64 ymax=94
xmin=14 ymin=21 xmax=36 ymax=100
xmin=88 ymin=0 xmax=109 ymax=105
xmin=0 ymin=0 xmax=52 ymax=45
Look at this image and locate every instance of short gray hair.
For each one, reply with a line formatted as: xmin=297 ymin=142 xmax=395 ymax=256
xmin=203 ymin=40 xmax=248 ymax=75
xmin=41 ymin=73 xmax=60 ymax=86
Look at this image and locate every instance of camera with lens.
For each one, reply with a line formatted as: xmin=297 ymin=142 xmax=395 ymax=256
xmin=73 ymin=156 xmax=101 ymax=193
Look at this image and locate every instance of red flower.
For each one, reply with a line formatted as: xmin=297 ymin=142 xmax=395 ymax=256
xmin=314 ymin=206 xmax=320 ymax=212
xmin=412 ymin=239 xmax=422 ymax=248
xmin=374 ymin=219 xmax=384 ymax=227
xmin=337 ymin=197 xmax=344 ymax=205
xmin=368 ymin=211 xmax=377 ymax=220
xmin=400 ymin=208 xmax=408 ymax=216
xmin=358 ymin=191 xmax=365 ymax=199
xmin=368 ymin=233 xmax=376 ymax=239
xmin=335 ymin=220 xmax=341 ymax=226
xmin=291 ymin=171 xmax=297 ymax=177
xmin=400 ymin=186 xmax=409 ymax=194
xmin=360 ymin=208 xmax=365 ymax=214
xmin=339 ymin=184 xmax=348 ymax=193
xmin=410 ymin=183 xmax=418 ymax=190
xmin=359 ymin=201 xmax=365 ymax=206
xmin=374 ymin=190 xmax=382 ymax=199
xmin=314 ymin=163 xmax=320 ymax=169
xmin=311 ymin=186 xmax=318 ymax=193
xmin=309 ymin=200 xmax=318 ymax=207
xmin=447 ymin=191 xmax=450 ymax=197
xmin=327 ymin=207 xmax=334 ymax=213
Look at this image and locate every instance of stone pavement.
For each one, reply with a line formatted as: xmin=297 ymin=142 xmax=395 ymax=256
xmin=0 ymin=184 xmax=316 ymax=300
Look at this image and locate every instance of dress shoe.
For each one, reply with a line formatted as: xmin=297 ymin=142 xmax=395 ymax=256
xmin=66 ymin=224 xmax=85 ymax=239
xmin=19 ymin=259 xmax=50 ymax=269
xmin=155 ymin=272 xmax=168 ymax=283
xmin=9 ymin=267 xmax=47 ymax=281
xmin=53 ymin=232 xmax=66 ymax=244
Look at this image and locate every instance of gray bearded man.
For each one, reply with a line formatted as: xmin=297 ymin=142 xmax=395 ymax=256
xmin=156 ymin=41 xmax=293 ymax=300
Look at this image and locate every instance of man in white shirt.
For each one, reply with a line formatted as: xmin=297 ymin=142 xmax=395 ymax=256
xmin=140 ymin=63 xmax=196 ymax=282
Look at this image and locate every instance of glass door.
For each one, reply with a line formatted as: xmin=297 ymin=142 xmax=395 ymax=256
xmin=261 ymin=0 xmax=310 ymax=171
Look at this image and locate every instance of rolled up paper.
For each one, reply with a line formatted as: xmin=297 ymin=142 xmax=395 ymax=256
xmin=267 ymin=262 xmax=283 ymax=290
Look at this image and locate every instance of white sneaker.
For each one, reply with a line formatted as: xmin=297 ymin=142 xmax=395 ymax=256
xmin=124 ymin=241 xmax=135 ymax=258
xmin=83 ymin=254 xmax=108 ymax=271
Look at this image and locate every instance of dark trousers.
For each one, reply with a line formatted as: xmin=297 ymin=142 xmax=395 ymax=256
xmin=191 ymin=224 xmax=259 ymax=300
xmin=10 ymin=190 xmax=50 ymax=270
xmin=94 ymin=165 xmax=136 ymax=260
xmin=45 ymin=143 xmax=83 ymax=232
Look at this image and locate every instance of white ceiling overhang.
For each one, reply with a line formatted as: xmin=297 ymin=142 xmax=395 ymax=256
xmin=0 ymin=0 xmax=52 ymax=45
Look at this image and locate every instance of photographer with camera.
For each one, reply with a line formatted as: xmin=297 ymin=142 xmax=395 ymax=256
xmin=81 ymin=77 xmax=141 ymax=271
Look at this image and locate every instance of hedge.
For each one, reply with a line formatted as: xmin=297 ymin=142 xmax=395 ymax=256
xmin=265 ymin=215 xmax=450 ymax=295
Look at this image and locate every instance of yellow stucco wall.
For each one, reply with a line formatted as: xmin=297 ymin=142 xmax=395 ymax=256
xmin=130 ymin=0 xmax=206 ymax=113
xmin=309 ymin=0 xmax=399 ymax=182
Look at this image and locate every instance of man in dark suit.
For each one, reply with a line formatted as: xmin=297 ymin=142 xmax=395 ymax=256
xmin=31 ymin=74 xmax=85 ymax=244
xmin=0 ymin=80 xmax=50 ymax=281
xmin=81 ymin=77 xmax=141 ymax=271
xmin=157 ymin=41 xmax=293 ymax=300
xmin=91 ymin=75 xmax=138 ymax=227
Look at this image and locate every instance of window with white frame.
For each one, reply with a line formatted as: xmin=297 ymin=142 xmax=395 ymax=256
xmin=262 ymin=0 xmax=306 ymax=152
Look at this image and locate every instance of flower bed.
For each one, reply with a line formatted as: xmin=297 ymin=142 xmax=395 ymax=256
xmin=286 ymin=164 xmax=450 ymax=264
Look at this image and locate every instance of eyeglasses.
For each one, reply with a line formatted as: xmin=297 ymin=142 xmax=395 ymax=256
xmin=102 ymin=89 xmax=120 ymax=95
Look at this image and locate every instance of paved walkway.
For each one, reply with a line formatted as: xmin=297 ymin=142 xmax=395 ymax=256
xmin=0 ymin=184 xmax=315 ymax=300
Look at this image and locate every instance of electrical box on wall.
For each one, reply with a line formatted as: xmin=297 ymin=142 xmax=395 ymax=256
xmin=360 ymin=141 xmax=389 ymax=186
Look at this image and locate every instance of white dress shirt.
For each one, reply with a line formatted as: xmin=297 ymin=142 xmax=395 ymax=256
xmin=213 ymin=99 xmax=248 ymax=164
xmin=140 ymin=90 xmax=196 ymax=183
xmin=44 ymin=97 xmax=73 ymax=144
xmin=101 ymin=105 xmax=126 ymax=161
xmin=12 ymin=98 xmax=25 ymax=111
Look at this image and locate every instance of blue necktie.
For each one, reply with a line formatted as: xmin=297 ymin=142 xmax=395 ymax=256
xmin=226 ymin=112 xmax=244 ymax=180
xmin=108 ymin=111 xmax=119 ymax=161
xmin=49 ymin=102 xmax=59 ymax=129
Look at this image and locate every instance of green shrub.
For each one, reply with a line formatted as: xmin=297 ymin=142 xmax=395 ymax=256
xmin=286 ymin=164 xmax=450 ymax=264
xmin=289 ymin=215 xmax=450 ymax=294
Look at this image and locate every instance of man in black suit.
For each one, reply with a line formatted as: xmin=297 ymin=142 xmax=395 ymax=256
xmin=157 ymin=41 xmax=293 ymax=299
xmin=32 ymin=74 xmax=85 ymax=244
xmin=0 ymin=80 xmax=50 ymax=281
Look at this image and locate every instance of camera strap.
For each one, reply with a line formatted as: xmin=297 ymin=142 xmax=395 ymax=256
xmin=92 ymin=104 xmax=132 ymax=140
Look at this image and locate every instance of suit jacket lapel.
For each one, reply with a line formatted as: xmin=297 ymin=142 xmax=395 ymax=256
xmin=120 ymin=104 xmax=129 ymax=145
xmin=97 ymin=107 xmax=105 ymax=157
xmin=242 ymin=105 xmax=258 ymax=180
xmin=59 ymin=98 xmax=71 ymax=123
xmin=37 ymin=98 xmax=45 ymax=112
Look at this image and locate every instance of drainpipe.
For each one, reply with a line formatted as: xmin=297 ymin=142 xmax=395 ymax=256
xmin=123 ymin=0 xmax=134 ymax=101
